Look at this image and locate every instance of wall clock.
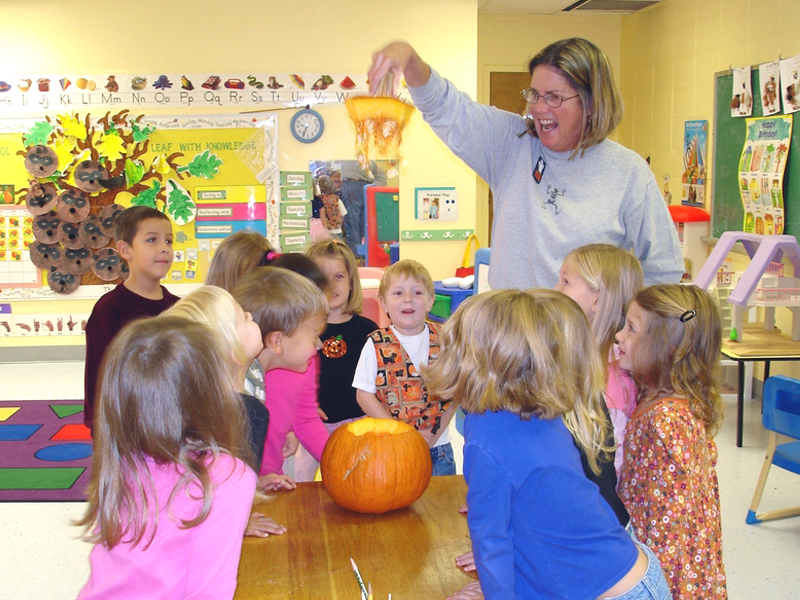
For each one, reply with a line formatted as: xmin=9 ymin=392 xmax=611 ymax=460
xmin=290 ymin=108 xmax=324 ymax=143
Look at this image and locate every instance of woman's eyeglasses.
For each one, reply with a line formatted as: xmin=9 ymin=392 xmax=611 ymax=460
xmin=520 ymin=89 xmax=579 ymax=108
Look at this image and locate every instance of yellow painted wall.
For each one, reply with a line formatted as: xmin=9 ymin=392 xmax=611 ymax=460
xmin=618 ymin=0 xmax=800 ymax=381
xmin=0 ymin=0 xmax=479 ymax=281
xmin=476 ymin=12 xmax=623 ymax=244
xmin=618 ymin=0 xmax=800 ymax=203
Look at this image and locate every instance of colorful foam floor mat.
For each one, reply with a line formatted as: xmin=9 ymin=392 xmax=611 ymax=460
xmin=0 ymin=400 xmax=92 ymax=502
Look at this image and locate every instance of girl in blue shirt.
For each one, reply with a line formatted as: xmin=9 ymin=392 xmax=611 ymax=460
xmin=425 ymin=289 xmax=670 ymax=600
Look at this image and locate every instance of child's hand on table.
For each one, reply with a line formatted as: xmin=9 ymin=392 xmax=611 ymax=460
xmin=258 ymin=473 xmax=297 ymax=492
xmin=245 ymin=512 xmax=287 ymax=538
xmin=447 ymin=581 xmax=483 ymax=600
xmin=282 ymin=431 xmax=300 ymax=458
xmin=455 ymin=551 xmax=477 ymax=572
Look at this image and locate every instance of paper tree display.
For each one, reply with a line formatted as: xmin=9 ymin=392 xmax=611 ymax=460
xmin=18 ymin=110 xmax=221 ymax=293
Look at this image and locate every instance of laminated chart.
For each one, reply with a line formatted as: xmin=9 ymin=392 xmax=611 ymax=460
xmin=194 ymin=185 xmax=267 ymax=238
xmin=739 ymin=116 xmax=792 ymax=235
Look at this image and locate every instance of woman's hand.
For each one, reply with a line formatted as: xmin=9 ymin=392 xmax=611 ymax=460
xmin=244 ymin=512 xmax=287 ymax=538
xmin=258 ymin=473 xmax=297 ymax=492
xmin=368 ymin=41 xmax=431 ymax=95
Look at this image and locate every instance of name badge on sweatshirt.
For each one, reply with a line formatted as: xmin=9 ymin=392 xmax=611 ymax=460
xmin=533 ymin=156 xmax=546 ymax=184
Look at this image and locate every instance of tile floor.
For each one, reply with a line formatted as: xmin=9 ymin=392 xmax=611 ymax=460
xmin=1 ymin=361 xmax=799 ymax=599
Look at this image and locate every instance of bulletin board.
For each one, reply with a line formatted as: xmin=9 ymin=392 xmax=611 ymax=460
xmin=713 ymin=70 xmax=800 ymax=239
xmin=0 ymin=113 xmax=278 ymax=294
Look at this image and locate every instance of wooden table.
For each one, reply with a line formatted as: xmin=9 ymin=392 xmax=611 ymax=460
xmin=722 ymin=325 xmax=800 ymax=447
xmin=235 ymin=475 xmax=475 ymax=599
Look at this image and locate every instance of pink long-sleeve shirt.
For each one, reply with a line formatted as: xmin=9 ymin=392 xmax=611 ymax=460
xmin=77 ymin=453 xmax=256 ymax=600
xmin=261 ymin=356 xmax=329 ymax=475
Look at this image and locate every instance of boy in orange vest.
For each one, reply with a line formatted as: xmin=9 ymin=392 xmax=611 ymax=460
xmin=353 ymin=259 xmax=455 ymax=475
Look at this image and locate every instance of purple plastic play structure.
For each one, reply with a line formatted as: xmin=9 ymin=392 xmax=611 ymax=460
xmin=694 ymin=232 xmax=800 ymax=341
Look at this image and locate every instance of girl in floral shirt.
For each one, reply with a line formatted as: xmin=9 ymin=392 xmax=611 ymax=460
xmin=615 ymin=284 xmax=727 ymax=599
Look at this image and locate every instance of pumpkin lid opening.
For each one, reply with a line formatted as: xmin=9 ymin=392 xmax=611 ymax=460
xmin=347 ymin=417 xmax=408 ymax=437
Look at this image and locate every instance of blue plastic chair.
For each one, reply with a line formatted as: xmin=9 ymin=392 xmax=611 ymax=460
xmin=746 ymin=375 xmax=800 ymax=524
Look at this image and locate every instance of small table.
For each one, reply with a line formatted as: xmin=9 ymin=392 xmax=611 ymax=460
xmin=235 ymin=476 xmax=474 ymax=599
xmin=722 ymin=326 xmax=800 ymax=447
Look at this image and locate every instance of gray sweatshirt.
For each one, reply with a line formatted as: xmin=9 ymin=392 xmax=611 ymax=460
xmin=410 ymin=70 xmax=684 ymax=290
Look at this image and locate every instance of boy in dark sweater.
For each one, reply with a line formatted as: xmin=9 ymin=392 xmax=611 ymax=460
xmin=83 ymin=206 xmax=178 ymax=429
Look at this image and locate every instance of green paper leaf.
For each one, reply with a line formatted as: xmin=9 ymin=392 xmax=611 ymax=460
xmin=132 ymin=122 xmax=156 ymax=144
xmin=179 ymin=149 xmax=223 ymax=179
xmin=125 ymin=158 xmax=145 ymax=186
xmin=165 ymin=179 xmax=196 ymax=225
xmin=131 ymin=180 xmax=162 ymax=208
xmin=24 ymin=121 xmax=55 ymax=146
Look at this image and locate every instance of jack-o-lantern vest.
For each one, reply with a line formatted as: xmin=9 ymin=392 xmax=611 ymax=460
xmin=370 ymin=323 xmax=450 ymax=434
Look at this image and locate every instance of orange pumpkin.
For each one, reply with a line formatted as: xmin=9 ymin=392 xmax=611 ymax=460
xmin=320 ymin=418 xmax=432 ymax=514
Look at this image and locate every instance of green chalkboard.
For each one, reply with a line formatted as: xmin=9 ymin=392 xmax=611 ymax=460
xmin=713 ymin=70 xmax=800 ymax=239
xmin=374 ymin=190 xmax=399 ymax=242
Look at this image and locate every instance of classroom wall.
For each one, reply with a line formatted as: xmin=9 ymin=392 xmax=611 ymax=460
xmin=0 ymin=0 xmax=479 ymax=281
xmin=618 ymin=0 xmax=800 ymax=205
xmin=475 ymin=12 xmax=623 ymax=245
xmin=618 ymin=0 xmax=800 ymax=382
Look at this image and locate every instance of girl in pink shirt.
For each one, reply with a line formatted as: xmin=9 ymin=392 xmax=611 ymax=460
xmin=233 ymin=266 xmax=330 ymax=479
xmin=555 ymin=243 xmax=643 ymax=475
xmin=165 ymin=286 xmax=296 ymax=539
xmin=206 ymin=232 xmax=330 ymax=482
xmin=76 ymin=316 xmax=256 ymax=600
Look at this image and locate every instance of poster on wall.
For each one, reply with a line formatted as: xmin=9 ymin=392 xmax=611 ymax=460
xmin=0 ymin=206 xmax=40 ymax=288
xmin=759 ymin=60 xmax=781 ymax=116
xmin=779 ymin=54 xmax=800 ymax=114
xmin=0 ymin=113 xmax=278 ymax=296
xmin=681 ymin=120 xmax=707 ymax=208
xmin=415 ymin=187 xmax=458 ymax=221
xmin=738 ymin=116 xmax=792 ymax=235
xmin=730 ymin=66 xmax=753 ymax=117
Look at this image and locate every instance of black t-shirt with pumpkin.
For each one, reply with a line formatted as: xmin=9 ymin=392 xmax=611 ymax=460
xmin=318 ymin=314 xmax=378 ymax=423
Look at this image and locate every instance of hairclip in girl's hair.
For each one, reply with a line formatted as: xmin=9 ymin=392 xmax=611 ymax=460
xmin=679 ymin=309 xmax=697 ymax=323
xmin=258 ymin=250 xmax=280 ymax=266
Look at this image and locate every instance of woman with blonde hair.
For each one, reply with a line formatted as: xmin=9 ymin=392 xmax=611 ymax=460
xmin=367 ymin=38 xmax=682 ymax=290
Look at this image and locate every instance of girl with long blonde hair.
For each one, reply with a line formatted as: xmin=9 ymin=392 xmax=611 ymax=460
xmin=555 ymin=243 xmax=643 ymax=478
xmin=425 ymin=289 xmax=669 ymax=600
xmin=76 ymin=317 xmax=256 ymax=599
